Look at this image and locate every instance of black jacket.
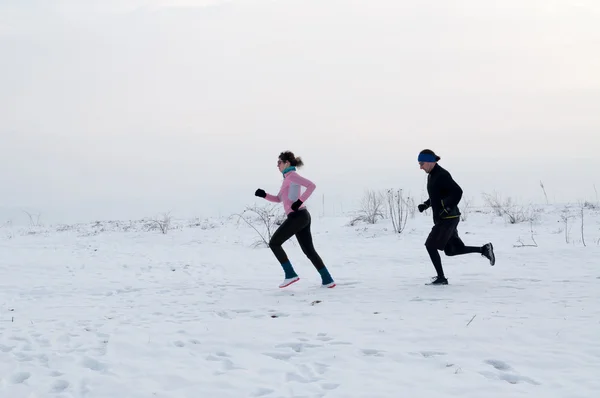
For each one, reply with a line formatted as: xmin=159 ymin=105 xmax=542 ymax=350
xmin=424 ymin=164 xmax=463 ymax=224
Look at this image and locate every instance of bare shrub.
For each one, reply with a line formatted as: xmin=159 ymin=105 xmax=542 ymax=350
xmin=560 ymin=207 xmax=573 ymax=244
xmin=514 ymin=220 xmax=538 ymax=248
xmin=188 ymin=217 xmax=219 ymax=230
xmin=233 ymin=204 xmax=282 ymax=247
xmin=505 ymin=205 xmax=541 ymax=225
xmin=149 ymin=212 xmax=171 ymax=234
xmin=460 ymin=197 xmax=473 ymax=222
xmin=56 ymin=224 xmax=74 ymax=232
xmin=579 ymin=201 xmax=586 ymax=247
xmin=385 ymin=188 xmax=409 ymax=234
xmin=23 ymin=210 xmax=42 ymax=227
xmin=539 ymin=181 xmax=549 ymax=205
xmin=406 ymin=196 xmax=416 ymax=219
xmin=482 ymin=192 xmax=539 ymax=224
xmin=482 ymin=191 xmax=504 ymax=217
xmin=350 ymin=190 xmax=385 ymax=225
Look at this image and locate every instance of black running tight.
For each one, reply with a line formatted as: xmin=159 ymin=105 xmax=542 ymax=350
xmin=268 ymin=209 xmax=326 ymax=271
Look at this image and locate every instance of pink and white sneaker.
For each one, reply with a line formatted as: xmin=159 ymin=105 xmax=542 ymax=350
xmin=279 ymin=276 xmax=300 ymax=288
xmin=322 ymin=281 xmax=336 ymax=288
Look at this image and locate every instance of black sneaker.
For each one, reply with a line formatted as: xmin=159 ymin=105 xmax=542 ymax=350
xmin=482 ymin=243 xmax=495 ymax=266
xmin=426 ymin=276 xmax=448 ymax=285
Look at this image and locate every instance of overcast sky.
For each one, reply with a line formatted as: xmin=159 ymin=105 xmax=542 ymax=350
xmin=1 ymin=0 xmax=599 ymax=224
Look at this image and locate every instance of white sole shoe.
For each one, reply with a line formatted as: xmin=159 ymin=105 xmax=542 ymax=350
xmin=279 ymin=276 xmax=300 ymax=288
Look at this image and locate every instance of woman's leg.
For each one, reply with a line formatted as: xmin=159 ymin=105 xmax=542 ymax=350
xmin=269 ymin=212 xmax=309 ymax=281
xmin=295 ymin=211 xmax=334 ymax=286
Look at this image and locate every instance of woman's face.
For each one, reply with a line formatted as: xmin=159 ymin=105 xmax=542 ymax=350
xmin=277 ymin=158 xmax=290 ymax=173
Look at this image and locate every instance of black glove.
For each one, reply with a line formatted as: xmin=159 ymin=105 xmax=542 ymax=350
xmin=418 ymin=203 xmax=428 ymax=213
xmin=291 ymin=199 xmax=303 ymax=211
xmin=255 ymin=188 xmax=266 ymax=198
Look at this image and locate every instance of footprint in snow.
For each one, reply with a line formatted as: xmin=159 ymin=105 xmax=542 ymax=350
xmin=313 ymin=363 xmax=329 ymax=375
xmin=285 ymin=367 xmax=321 ymax=384
xmin=315 ymin=333 xmax=334 ymax=342
xmin=322 ymin=383 xmax=340 ymax=390
xmin=10 ymin=372 xmax=31 ymax=384
xmin=275 ymin=342 xmax=321 ymax=353
xmin=263 ymin=351 xmax=296 ymax=361
xmin=410 ymin=297 xmax=445 ymax=302
xmin=206 ymin=352 xmax=242 ymax=371
xmin=499 ymin=373 xmax=540 ymax=385
xmin=36 ymin=353 xmax=49 ymax=364
xmin=81 ymin=357 xmax=106 ymax=372
xmin=480 ymin=370 xmax=540 ymax=385
xmin=50 ymin=379 xmax=70 ymax=393
xmin=268 ymin=310 xmax=290 ymax=318
xmin=232 ymin=309 xmax=253 ymax=314
xmin=361 ymin=348 xmax=384 ymax=357
xmin=14 ymin=352 xmax=34 ymax=362
xmin=9 ymin=336 xmax=30 ymax=343
xmin=252 ymin=387 xmax=275 ymax=397
xmin=481 ymin=359 xmax=540 ymax=385
xmin=484 ymin=359 xmax=512 ymax=371
xmin=215 ymin=311 xmax=232 ymax=319
xmin=420 ymin=351 xmax=447 ymax=358
xmin=328 ymin=341 xmax=352 ymax=346
xmin=37 ymin=338 xmax=52 ymax=348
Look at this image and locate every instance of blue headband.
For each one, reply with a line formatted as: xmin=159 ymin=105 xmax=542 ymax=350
xmin=418 ymin=153 xmax=437 ymax=162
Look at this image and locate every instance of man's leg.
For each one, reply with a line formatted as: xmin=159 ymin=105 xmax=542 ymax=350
xmin=424 ymin=225 xmax=449 ymax=281
xmin=424 ymin=219 xmax=459 ymax=284
xmin=425 ymin=242 xmax=445 ymax=279
xmin=444 ymin=231 xmax=481 ymax=256
xmin=443 ymin=229 xmax=496 ymax=265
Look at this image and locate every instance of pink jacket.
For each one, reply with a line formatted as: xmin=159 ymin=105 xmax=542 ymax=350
xmin=265 ymin=170 xmax=316 ymax=215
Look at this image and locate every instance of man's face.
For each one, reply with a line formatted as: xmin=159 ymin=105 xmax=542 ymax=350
xmin=419 ymin=161 xmax=436 ymax=173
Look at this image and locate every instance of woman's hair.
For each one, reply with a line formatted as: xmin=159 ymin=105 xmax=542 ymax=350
xmin=419 ymin=149 xmax=441 ymax=162
xmin=279 ymin=151 xmax=304 ymax=168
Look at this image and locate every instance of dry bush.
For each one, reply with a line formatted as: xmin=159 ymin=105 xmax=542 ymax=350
xmin=513 ymin=220 xmax=538 ymax=248
xmin=482 ymin=192 xmax=540 ymax=224
xmin=460 ymin=197 xmax=472 ymax=222
xmin=233 ymin=204 xmax=283 ymax=247
xmin=148 ymin=212 xmax=171 ymax=234
xmin=386 ymin=188 xmax=410 ymax=234
xmin=349 ymin=190 xmax=385 ymax=226
xmin=23 ymin=210 xmax=42 ymax=227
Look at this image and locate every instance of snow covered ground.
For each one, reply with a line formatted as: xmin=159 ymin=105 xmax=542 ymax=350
xmin=1 ymin=203 xmax=599 ymax=398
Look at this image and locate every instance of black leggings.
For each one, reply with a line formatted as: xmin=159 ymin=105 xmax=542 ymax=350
xmin=425 ymin=218 xmax=481 ymax=277
xmin=269 ymin=209 xmax=326 ymax=271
